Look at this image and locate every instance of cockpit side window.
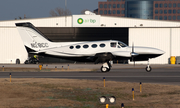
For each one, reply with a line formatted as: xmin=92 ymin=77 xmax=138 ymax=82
xmin=110 ymin=42 xmax=117 ymax=48
xmin=118 ymin=42 xmax=127 ymax=48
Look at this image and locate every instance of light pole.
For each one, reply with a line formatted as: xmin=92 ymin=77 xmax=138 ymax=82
xmin=65 ymin=0 xmax=67 ymax=27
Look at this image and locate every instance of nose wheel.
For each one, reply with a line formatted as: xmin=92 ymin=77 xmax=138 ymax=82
xmin=145 ymin=65 xmax=152 ymax=72
xmin=145 ymin=59 xmax=152 ymax=72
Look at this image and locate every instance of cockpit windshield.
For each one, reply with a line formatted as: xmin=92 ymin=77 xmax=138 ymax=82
xmin=118 ymin=41 xmax=127 ymax=48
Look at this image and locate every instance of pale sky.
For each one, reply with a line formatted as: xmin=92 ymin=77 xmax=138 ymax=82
xmin=0 ymin=0 xmax=107 ymax=21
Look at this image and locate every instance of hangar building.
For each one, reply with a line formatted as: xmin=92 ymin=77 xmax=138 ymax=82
xmin=0 ymin=14 xmax=180 ymax=64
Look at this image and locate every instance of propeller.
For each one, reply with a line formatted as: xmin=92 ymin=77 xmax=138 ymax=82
xmin=130 ymin=43 xmax=139 ymax=67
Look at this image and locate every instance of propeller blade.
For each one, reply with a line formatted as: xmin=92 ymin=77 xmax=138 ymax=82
xmin=131 ymin=42 xmax=139 ymax=65
xmin=132 ymin=56 xmax=134 ymax=62
xmin=131 ymin=42 xmax=139 ymax=57
xmin=132 ymin=42 xmax=134 ymax=53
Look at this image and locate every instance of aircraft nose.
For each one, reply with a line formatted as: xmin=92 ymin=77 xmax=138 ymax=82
xmin=145 ymin=48 xmax=165 ymax=55
xmin=133 ymin=47 xmax=165 ymax=55
xmin=129 ymin=46 xmax=165 ymax=58
xmin=155 ymin=49 xmax=165 ymax=55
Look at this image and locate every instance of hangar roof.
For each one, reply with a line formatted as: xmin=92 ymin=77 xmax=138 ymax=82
xmin=0 ymin=15 xmax=180 ymax=28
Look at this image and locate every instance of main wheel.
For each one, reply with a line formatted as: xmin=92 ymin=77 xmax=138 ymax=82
xmin=16 ymin=59 xmax=20 ymax=64
xmin=145 ymin=66 xmax=152 ymax=72
xmin=24 ymin=60 xmax=29 ymax=64
xmin=101 ymin=66 xmax=108 ymax=73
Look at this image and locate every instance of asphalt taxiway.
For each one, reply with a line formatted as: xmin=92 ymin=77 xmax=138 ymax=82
xmin=0 ymin=64 xmax=180 ymax=85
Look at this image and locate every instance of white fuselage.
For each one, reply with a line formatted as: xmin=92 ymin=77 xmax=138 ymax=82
xmin=39 ymin=40 xmax=164 ymax=58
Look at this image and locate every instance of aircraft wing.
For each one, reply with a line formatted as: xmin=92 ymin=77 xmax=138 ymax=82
xmin=90 ymin=51 xmax=132 ymax=64
xmin=88 ymin=52 xmax=114 ymax=64
xmin=112 ymin=51 xmax=131 ymax=57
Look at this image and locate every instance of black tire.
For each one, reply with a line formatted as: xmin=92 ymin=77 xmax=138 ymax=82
xmin=101 ymin=66 xmax=108 ymax=73
xmin=16 ymin=59 xmax=20 ymax=64
xmin=24 ymin=60 xmax=29 ymax=64
xmin=145 ymin=66 xmax=152 ymax=72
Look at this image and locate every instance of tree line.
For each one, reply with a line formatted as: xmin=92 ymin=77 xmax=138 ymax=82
xmin=50 ymin=7 xmax=90 ymax=16
xmin=15 ymin=8 xmax=90 ymax=19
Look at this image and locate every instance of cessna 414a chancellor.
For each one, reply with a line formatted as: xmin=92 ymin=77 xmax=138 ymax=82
xmin=16 ymin=22 xmax=165 ymax=72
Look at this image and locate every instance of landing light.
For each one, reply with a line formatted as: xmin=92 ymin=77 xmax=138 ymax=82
xmin=99 ymin=96 xmax=116 ymax=104
xmin=109 ymin=96 xmax=116 ymax=104
xmin=99 ymin=96 xmax=106 ymax=104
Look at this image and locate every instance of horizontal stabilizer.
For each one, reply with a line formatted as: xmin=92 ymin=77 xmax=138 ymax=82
xmin=29 ymin=51 xmax=45 ymax=54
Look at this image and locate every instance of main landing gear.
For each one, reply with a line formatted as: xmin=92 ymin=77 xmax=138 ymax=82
xmin=100 ymin=60 xmax=152 ymax=72
xmin=145 ymin=59 xmax=152 ymax=72
xmin=101 ymin=62 xmax=112 ymax=73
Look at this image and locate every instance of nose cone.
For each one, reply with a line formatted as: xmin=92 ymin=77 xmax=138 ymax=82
xmin=132 ymin=47 xmax=165 ymax=55
xmin=154 ymin=49 xmax=165 ymax=55
xmin=143 ymin=47 xmax=165 ymax=55
xmin=144 ymin=48 xmax=165 ymax=58
xmin=128 ymin=46 xmax=165 ymax=58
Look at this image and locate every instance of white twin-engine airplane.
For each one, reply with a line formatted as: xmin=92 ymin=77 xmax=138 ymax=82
xmin=16 ymin=22 xmax=165 ymax=72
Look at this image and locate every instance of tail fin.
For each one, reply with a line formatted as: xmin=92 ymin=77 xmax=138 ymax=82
xmin=16 ymin=22 xmax=51 ymax=52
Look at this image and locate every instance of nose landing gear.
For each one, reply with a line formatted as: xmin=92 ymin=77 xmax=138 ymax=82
xmin=145 ymin=59 xmax=152 ymax=72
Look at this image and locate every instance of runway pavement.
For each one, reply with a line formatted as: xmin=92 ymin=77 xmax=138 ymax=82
xmin=0 ymin=63 xmax=180 ymax=69
xmin=0 ymin=64 xmax=180 ymax=85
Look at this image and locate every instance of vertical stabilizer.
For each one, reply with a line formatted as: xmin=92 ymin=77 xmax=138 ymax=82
xmin=16 ymin=22 xmax=51 ymax=51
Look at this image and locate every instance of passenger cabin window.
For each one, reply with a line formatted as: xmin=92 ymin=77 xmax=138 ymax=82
xmin=118 ymin=42 xmax=127 ymax=48
xmin=83 ymin=45 xmax=89 ymax=49
xmin=100 ymin=43 xmax=106 ymax=48
xmin=76 ymin=45 xmax=81 ymax=49
xmin=69 ymin=46 xmax=74 ymax=49
xmin=110 ymin=42 xmax=117 ymax=48
xmin=91 ymin=44 xmax=97 ymax=48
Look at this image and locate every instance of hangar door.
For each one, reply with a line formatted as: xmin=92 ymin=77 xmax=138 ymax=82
xmin=35 ymin=27 xmax=129 ymax=63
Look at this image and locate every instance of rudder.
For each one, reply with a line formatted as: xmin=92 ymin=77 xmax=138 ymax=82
xmin=16 ymin=22 xmax=51 ymax=51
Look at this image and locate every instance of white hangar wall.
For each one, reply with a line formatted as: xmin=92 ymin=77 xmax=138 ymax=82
xmin=0 ymin=16 xmax=72 ymax=27
xmin=100 ymin=16 xmax=180 ymax=64
xmin=0 ymin=16 xmax=72 ymax=64
xmin=171 ymin=28 xmax=180 ymax=56
xmin=129 ymin=28 xmax=180 ymax=64
xmin=0 ymin=27 xmax=27 ymax=63
xmin=100 ymin=16 xmax=180 ymax=27
xmin=129 ymin=28 xmax=170 ymax=64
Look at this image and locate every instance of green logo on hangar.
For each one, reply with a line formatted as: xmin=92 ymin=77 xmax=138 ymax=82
xmin=77 ymin=18 xmax=83 ymax=24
